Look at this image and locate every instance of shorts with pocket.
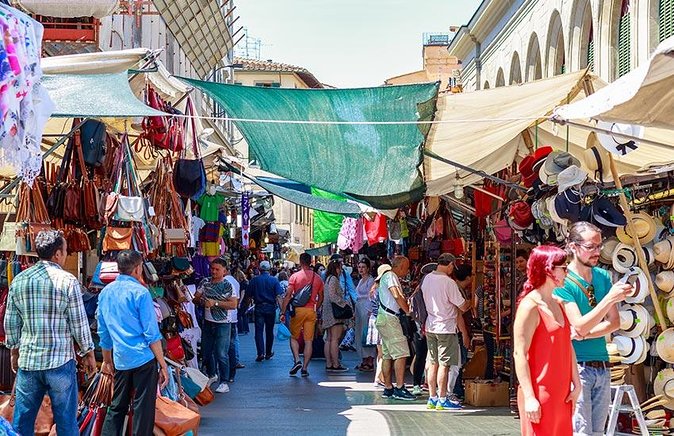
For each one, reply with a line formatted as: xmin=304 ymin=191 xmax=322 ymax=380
xmin=426 ymin=332 xmax=459 ymax=367
xmin=290 ymin=307 xmax=317 ymax=341
xmin=375 ymin=311 xmax=410 ymax=360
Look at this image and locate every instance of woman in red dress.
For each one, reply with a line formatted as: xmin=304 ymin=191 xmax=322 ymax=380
xmin=514 ymin=245 xmax=581 ymax=436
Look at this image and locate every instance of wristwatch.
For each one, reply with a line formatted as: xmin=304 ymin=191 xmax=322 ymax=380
xmin=215 ymin=301 xmax=219 ymax=307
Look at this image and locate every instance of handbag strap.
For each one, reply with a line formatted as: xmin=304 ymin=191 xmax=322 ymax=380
xmin=565 ymin=274 xmax=594 ymax=305
xmin=181 ymin=98 xmax=200 ymax=159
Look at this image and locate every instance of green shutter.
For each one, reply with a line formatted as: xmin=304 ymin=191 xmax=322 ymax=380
xmin=660 ymin=0 xmax=674 ymax=42
xmin=618 ymin=12 xmax=631 ymax=77
xmin=587 ymin=39 xmax=595 ymax=71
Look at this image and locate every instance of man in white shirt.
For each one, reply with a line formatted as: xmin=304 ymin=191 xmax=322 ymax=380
xmin=422 ymin=253 xmax=471 ymax=411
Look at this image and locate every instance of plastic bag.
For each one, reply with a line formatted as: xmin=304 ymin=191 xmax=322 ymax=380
xmin=276 ymin=323 xmax=291 ymax=341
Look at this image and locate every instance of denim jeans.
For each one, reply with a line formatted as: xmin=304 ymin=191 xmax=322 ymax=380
xmin=228 ymin=323 xmax=238 ymax=381
xmin=14 ymin=360 xmax=78 ymax=436
xmin=573 ymin=365 xmax=611 ymax=436
xmin=254 ymin=310 xmax=276 ymax=358
xmin=202 ymin=321 xmax=232 ymax=384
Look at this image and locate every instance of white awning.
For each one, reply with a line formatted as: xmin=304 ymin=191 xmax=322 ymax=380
xmin=16 ymin=0 xmax=119 ymax=19
xmin=424 ymin=70 xmax=595 ymax=196
xmin=553 ymin=36 xmax=674 ymax=129
xmin=41 ymin=49 xmax=150 ymax=75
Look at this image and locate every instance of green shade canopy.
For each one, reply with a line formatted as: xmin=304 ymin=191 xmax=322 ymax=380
xmin=305 ymin=244 xmax=333 ymax=257
xmin=181 ymin=78 xmax=439 ymax=209
xmin=44 ymin=73 xmax=167 ymax=118
xmin=312 ymin=187 xmax=345 ymax=244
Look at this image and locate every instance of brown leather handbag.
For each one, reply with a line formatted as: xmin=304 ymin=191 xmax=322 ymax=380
xmin=102 ymin=226 xmax=133 ymax=252
xmin=194 ymin=386 xmax=214 ymax=407
xmin=0 ymin=387 xmax=54 ymax=436
xmin=154 ymin=395 xmax=200 ymax=436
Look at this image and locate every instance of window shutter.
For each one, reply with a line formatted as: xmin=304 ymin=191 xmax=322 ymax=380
xmin=587 ymin=39 xmax=595 ymax=71
xmin=660 ymin=0 xmax=674 ymax=42
xmin=617 ymin=11 xmax=631 ymax=77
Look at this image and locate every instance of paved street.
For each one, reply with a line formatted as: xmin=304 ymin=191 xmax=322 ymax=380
xmin=199 ymin=326 xmax=521 ymax=436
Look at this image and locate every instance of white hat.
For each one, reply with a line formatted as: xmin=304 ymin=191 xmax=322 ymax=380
xmin=656 ymin=328 xmax=674 ymax=364
xmin=657 ymin=271 xmax=674 ymax=294
xmin=623 ymin=267 xmax=650 ymax=304
xmin=611 ymin=335 xmax=647 ymax=364
xmin=596 ymin=121 xmax=644 ymax=156
xmin=613 ymin=244 xmax=639 ymax=273
xmin=654 ymin=368 xmax=674 ymax=410
xmin=654 ymin=237 xmax=674 ymax=268
xmin=375 ymin=264 xmax=392 ymax=282
xmin=666 ymin=298 xmax=674 ymax=325
xmin=616 ymin=304 xmax=649 ymax=338
xmin=583 ymin=143 xmax=613 ymax=183
xmin=557 ymin=165 xmax=588 ymax=193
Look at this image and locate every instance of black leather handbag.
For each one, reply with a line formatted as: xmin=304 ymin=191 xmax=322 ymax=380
xmin=172 ymin=99 xmax=206 ymax=199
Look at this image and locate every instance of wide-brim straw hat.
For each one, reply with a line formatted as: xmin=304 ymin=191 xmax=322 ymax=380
xmin=654 ymin=237 xmax=674 ymax=269
xmin=666 ymin=298 xmax=674 ymax=325
xmin=624 ymin=267 xmax=650 ymax=305
xmin=616 ymin=212 xmax=657 ymax=245
xmin=616 ymin=303 xmax=650 ymax=338
xmin=583 ymin=142 xmax=613 ymax=183
xmin=656 ymin=328 xmax=674 ymax=364
xmin=654 ymin=369 xmax=674 ymax=410
xmin=657 ymin=271 xmax=674 ymax=294
xmin=613 ymin=244 xmax=639 ymax=273
xmin=600 ymin=237 xmax=620 ymax=265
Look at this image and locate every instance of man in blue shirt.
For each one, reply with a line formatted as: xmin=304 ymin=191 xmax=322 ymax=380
xmin=249 ymin=260 xmax=283 ymax=361
xmin=554 ymin=222 xmax=632 ymax=436
xmin=98 ymin=250 xmax=168 ymax=436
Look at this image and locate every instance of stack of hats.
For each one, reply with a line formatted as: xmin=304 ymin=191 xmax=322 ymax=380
xmin=610 ymin=301 xmax=653 ymax=365
xmin=610 ymin=364 xmax=628 ymax=386
xmin=639 ymin=395 xmax=670 ymax=434
xmin=654 ymin=369 xmax=674 ymax=411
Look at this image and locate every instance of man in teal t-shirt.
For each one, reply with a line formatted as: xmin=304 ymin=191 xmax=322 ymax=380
xmin=553 ymin=222 xmax=632 ymax=436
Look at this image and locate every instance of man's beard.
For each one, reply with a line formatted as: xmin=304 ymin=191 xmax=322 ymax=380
xmin=578 ymin=256 xmax=599 ymax=268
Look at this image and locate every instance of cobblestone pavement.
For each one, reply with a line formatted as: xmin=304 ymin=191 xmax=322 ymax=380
xmin=199 ymin=326 xmax=521 ymax=436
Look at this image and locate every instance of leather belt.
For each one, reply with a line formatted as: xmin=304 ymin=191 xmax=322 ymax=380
xmin=578 ymin=361 xmax=608 ymax=369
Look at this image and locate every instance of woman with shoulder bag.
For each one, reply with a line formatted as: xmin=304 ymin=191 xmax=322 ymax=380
xmin=322 ymin=259 xmax=352 ymax=372
xmin=354 ymin=258 xmax=376 ymax=372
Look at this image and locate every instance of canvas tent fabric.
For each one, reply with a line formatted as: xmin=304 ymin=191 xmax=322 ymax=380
xmin=41 ymin=49 xmax=150 ymax=75
xmin=424 ymin=70 xmax=594 ymax=196
xmin=253 ymin=177 xmax=362 ymax=217
xmin=180 ymin=78 xmax=439 ymax=209
xmin=312 ymin=188 xmax=346 ymax=244
xmin=553 ymin=36 xmax=674 ymax=129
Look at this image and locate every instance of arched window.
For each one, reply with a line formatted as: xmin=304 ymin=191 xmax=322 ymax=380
xmin=483 ymin=81 xmax=490 ymax=89
xmin=496 ymin=68 xmax=505 ymax=87
xmin=510 ymin=52 xmax=522 ymax=84
xmin=617 ymin=0 xmax=631 ymax=77
xmin=660 ymin=0 xmax=674 ymax=41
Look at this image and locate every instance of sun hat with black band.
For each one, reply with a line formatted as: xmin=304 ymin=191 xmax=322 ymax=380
xmin=375 ymin=264 xmax=392 ymax=282
xmin=616 ymin=212 xmax=657 ymax=245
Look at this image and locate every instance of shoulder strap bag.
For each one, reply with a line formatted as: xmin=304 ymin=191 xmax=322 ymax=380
xmin=290 ymin=272 xmax=315 ymax=307
xmin=172 ymin=98 xmax=206 ymax=199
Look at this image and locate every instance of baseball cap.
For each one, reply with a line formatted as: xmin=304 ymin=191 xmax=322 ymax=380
xmin=329 ymin=253 xmax=344 ymax=262
xmin=259 ymin=260 xmax=271 ymax=271
xmin=437 ymin=253 xmax=456 ymax=266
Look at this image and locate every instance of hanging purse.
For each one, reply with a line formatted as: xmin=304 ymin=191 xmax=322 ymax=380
xmin=102 ymin=226 xmax=133 ymax=252
xmin=0 ymin=222 xmax=17 ymax=252
xmin=114 ymin=196 xmax=145 ymax=222
xmin=80 ymin=119 xmax=106 ymax=167
xmin=173 ymin=98 xmax=206 ymax=199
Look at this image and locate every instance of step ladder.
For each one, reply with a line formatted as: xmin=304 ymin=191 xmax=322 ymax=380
xmin=605 ymin=384 xmax=649 ymax=436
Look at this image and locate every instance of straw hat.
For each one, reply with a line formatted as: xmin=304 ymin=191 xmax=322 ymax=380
xmin=642 ymin=395 xmax=672 ymax=412
xmin=616 ymin=304 xmax=650 ymax=338
xmin=657 ymin=271 xmax=674 ymax=294
xmin=600 ymin=237 xmax=620 ymax=265
xmin=623 ymin=267 xmax=650 ymax=304
xmin=375 ymin=264 xmax=392 ymax=281
xmin=656 ymin=328 xmax=674 ymax=364
xmin=611 ymin=335 xmax=647 ymax=364
xmin=613 ymin=244 xmax=639 ymax=273
xmin=654 ymin=237 xmax=674 ymax=268
xmin=616 ymin=212 xmax=657 ymax=245
xmin=646 ymin=409 xmax=667 ymax=420
xmin=666 ymin=298 xmax=674 ymax=324
xmin=654 ymin=369 xmax=674 ymax=410
xmin=584 ymin=143 xmax=613 ymax=183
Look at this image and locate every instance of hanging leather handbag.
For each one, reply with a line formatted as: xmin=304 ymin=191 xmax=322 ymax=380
xmin=154 ymin=395 xmax=200 ymax=436
xmin=114 ymin=195 xmax=145 ymax=222
xmin=47 ymin=127 xmax=75 ymax=219
xmin=165 ymin=334 xmax=185 ymax=361
xmin=164 ymin=228 xmax=187 ymax=243
xmin=173 ymin=98 xmax=206 ymax=199
xmin=102 ymin=226 xmax=133 ymax=252
xmin=80 ymin=119 xmax=106 ymax=167
xmin=98 ymin=261 xmax=119 ymax=284
xmin=0 ymin=222 xmax=17 ymax=252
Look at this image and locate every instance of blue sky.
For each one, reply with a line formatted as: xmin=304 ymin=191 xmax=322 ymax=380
xmin=234 ymin=0 xmax=482 ymax=88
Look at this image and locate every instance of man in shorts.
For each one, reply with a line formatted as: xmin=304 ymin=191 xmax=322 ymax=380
xmin=375 ymin=256 xmax=415 ymax=401
xmin=422 ymin=253 xmax=470 ymax=410
xmin=280 ymin=253 xmax=324 ymax=377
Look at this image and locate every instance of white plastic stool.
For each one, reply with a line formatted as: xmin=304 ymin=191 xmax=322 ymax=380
xmin=605 ymin=384 xmax=648 ymax=436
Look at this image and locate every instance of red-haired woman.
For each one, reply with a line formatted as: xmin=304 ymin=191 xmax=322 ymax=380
xmin=514 ymin=245 xmax=580 ymax=436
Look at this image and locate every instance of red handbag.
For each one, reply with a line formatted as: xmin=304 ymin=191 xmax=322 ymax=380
xmin=165 ymin=335 xmax=185 ymax=361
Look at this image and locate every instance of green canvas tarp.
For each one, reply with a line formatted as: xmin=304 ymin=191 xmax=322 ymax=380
xmin=44 ymin=73 xmax=166 ymax=118
xmin=181 ymin=78 xmax=439 ymax=209
xmin=312 ymin=188 xmax=345 ymax=244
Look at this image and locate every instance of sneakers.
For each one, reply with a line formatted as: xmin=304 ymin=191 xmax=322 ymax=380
xmin=448 ymin=394 xmax=462 ymax=406
xmin=436 ymin=397 xmax=462 ymax=410
xmin=207 ymin=375 xmax=218 ymax=386
xmin=382 ymin=388 xmax=394 ymax=398
xmin=412 ymin=385 xmax=423 ymax=396
xmin=264 ymin=352 xmax=274 ymax=360
xmin=427 ymin=397 xmax=438 ymax=409
xmin=215 ymin=383 xmax=230 ymax=393
xmin=255 ymin=355 xmax=264 ymax=362
xmin=327 ymin=365 xmax=348 ymax=372
xmin=235 ymin=363 xmax=245 ymax=369
xmin=301 ymin=370 xmax=309 ymax=377
xmin=289 ymin=361 xmax=302 ymax=376
xmin=392 ymin=386 xmax=416 ymax=401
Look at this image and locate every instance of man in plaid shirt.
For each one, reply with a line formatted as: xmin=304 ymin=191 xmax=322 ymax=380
xmin=4 ymin=230 xmax=96 ymax=436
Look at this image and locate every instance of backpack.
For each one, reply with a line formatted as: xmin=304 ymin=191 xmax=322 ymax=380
xmin=291 ymin=272 xmax=315 ymax=307
xmin=409 ymin=276 xmax=428 ymax=326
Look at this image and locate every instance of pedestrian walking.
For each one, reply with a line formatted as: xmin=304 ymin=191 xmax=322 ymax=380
xmin=223 ymin=264 xmax=241 ymax=383
xmin=98 ymin=250 xmax=169 ymax=436
xmin=235 ymin=269 xmax=250 ymax=335
xmin=554 ymin=222 xmax=633 ymax=435
xmin=322 ymin=259 xmax=353 ymax=372
xmin=422 ymin=253 xmax=469 ymax=410
xmin=354 ymin=258 xmax=376 ymax=372
xmin=514 ymin=245 xmax=581 ymax=435
xmin=280 ymin=253 xmax=324 ymax=376
xmin=194 ymin=258 xmax=239 ymax=393
xmin=375 ymin=256 xmax=415 ymax=401
xmin=4 ymin=230 xmax=96 ymax=436
xmin=248 ymin=260 xmax=283 ymax=362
